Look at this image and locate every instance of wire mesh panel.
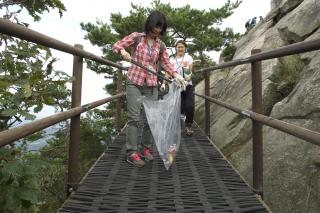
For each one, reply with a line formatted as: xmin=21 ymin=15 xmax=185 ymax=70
xmin=59 ymin=126 xmax=269 ymax=213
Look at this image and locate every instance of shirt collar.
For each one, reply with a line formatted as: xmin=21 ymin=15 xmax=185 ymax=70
xmin=143 ymin=32 xmax=160 ymax=43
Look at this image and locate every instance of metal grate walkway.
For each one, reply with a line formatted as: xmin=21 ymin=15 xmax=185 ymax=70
xmin=59 ymin=125 xmax=269 ymax=212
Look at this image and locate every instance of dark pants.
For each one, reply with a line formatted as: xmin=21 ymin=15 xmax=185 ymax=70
xmin=181 ymin=85 xmax=194 ymax=127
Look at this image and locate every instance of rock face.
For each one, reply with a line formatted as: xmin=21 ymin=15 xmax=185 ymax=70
xmin=194 ymin=0 xmax=320 ymax=212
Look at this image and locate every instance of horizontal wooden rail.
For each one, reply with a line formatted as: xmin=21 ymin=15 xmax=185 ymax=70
xmin=0 ymin=18 xmax=127 ymax=71
xmin=194 ymin=38 xmax=320 ymax=73
xmin=0 ymin=92 xmax=125 ymax=147
xmin=194 ymin=93 xmax=320 ymax=146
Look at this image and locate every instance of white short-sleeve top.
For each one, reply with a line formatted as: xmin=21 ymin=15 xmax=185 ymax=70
xmin=170 ymin=54 xmax=193 ymax=85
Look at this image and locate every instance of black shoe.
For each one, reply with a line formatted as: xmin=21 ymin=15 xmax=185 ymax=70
xmin=186 ymin=127 xmax=193 ymax=136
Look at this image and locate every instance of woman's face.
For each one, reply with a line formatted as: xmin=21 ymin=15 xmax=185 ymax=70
xmin=149 ymin=26 xmax=162 ymax=39
xmin=176 ymin=43 xmax=186 ymax=56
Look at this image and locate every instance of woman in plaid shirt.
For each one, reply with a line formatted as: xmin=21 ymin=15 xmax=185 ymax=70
xmin=112 ymin=10 xmax=186 ymax=167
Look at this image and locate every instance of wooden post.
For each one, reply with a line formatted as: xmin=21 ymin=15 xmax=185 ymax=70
xmin=115 ymin=68 xmax=123 ymax=132
xmin=204 ymin=70 xmax=210 ymax=138
xmin=251 ymin=49 xmax=263 ymax=198
xmin=68 ymin=44 xmax=83 ymax=194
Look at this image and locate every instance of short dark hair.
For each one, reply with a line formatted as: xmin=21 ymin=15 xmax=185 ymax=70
xmin=145 ymin=10 xmax=167 ymax=36
xmin=175 ymin=40 xmax=187 ymax=48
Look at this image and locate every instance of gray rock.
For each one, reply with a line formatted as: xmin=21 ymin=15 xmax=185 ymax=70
xmin=271 ymin=0 xmax=303 ymax=14
xmin=276 ymin=0 xmax=320 ymax=42
xmin=195 ymin=0 xmax=320 ymax=212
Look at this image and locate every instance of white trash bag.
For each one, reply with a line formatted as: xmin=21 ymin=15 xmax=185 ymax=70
xmin=142 ymin=82 xmax=181 ymax=170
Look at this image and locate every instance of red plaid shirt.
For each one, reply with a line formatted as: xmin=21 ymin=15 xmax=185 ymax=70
xmin=112 ymin=32 xmax=176 ymax=86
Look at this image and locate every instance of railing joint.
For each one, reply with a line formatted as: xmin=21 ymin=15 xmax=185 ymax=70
xmin=240 ymin=110 xmax=252 ymax=118
xmin=82 ymin=104 xmax=92 ymax=110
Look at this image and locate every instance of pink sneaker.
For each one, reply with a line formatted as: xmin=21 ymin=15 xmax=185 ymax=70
xmin=142 ymin=147 xmax=154 ymax=162
xmin=126 ymin=152 xmax=145 ymax=167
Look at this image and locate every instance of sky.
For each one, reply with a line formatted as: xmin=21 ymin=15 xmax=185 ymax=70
xmin=19 ymin=0 xmax=271 ymax=117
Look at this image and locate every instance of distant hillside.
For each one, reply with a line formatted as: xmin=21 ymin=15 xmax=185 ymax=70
xmin=27 ymin=124 xmax=61 ymax=151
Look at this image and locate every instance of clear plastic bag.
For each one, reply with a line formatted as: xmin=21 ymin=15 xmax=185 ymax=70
xmin=142 ymin=82 xmax=181 ymax=170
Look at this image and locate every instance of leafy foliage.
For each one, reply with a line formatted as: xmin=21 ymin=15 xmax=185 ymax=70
xmin=36 ymin=113 xmax=110 ymax=211
xmin=37 ymin=126 xmax=69 ymax=211
xmin=0 ymin=40 xmax=71 ymax=130
xmin=0 ymin=0 xmax=71 ymax=131
xmin=192 ymin=56 xmax=216 ymax=85
xmin=37 ymin=161 xmax=67 ymax=212
xmin=0 ymin=0 xmax=73 ymax=212
xmin=0 ymin=0 xmax=66 ymax=22
xmin=221 ymin=44 xmax=237 ymax=62
xmin=0 ymin=148 xmax=45 ymax=212
xmin=77 ymin=111 xmax=111 ymax=175
xmin=277 ymin=55 xmax=304 ymax=97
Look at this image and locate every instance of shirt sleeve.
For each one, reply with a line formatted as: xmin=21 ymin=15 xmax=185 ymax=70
xmin=160 ymin=46 xmax=177 ymax=77
xmin=187 ymin=54 xmax=194 ymax=65
xmin=169 ymin=57 xmax=174 ymax=65
xmin=112 ymin=32 xmax=138 ymax=54
xmin=185 ymin=54 xmax=193 ymax=72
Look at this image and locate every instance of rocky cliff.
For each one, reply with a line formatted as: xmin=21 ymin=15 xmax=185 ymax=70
xmin=194 ymin=0 xmax=320 ymax=212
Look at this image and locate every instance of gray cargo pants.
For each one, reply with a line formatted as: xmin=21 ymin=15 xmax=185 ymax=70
xmin=126 ymin=80 xmax=158 ymax=156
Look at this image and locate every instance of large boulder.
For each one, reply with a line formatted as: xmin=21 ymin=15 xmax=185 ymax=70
xmin=271 ymin=0 xmax=303 ymax=13
xmin=194 ymin=0 xmax=320 ymax=212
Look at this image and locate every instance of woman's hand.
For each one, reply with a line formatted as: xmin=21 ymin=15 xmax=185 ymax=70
xmin=120 ymin=49 xmax=131 ymax=61
xmin=160 ymin=83 xmax=166 ymax=92
xmin=173 ymin=73 xmax=187 ymax=91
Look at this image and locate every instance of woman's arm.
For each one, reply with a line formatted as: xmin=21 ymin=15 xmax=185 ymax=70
xmin=160 ymin=46 xmax=177 ymax=78
xmin=189 ymin=64 xmax=193 ymax=73
xmin=188 ymin=55 xmax=194 ymax=73
xmin=112 ymin=32 xmax=138 ymax=54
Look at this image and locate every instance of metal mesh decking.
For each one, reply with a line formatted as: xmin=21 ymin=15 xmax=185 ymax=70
xmin=59 ymin=125 xmax=269 ymax=213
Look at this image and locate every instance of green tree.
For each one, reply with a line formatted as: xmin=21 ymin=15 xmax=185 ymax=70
xmin=37 ymin=111 xmax=111 ymax=211
xmin=221 ymin=43 xmax=237 ymax=62
xmin=0 ymin=41 xmax=71 ymax=130
xmin=0 ymin=148 xmax=45 ymax=212
xmin=0 ymin=1 xmax=69 ymax=212
xmin=78 ymin=110 xmax=111 ymax=175
xmin=0 ymin=0 xmax=69 ymax=131
xmin=0 ymin=0 xmax=65 ymax=22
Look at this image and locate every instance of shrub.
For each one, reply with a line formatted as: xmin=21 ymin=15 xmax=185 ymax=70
xmin=221 ymin=45 xmax=237 ymax=62
xmin=277 ymin=55 xmax=304 ymax=96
